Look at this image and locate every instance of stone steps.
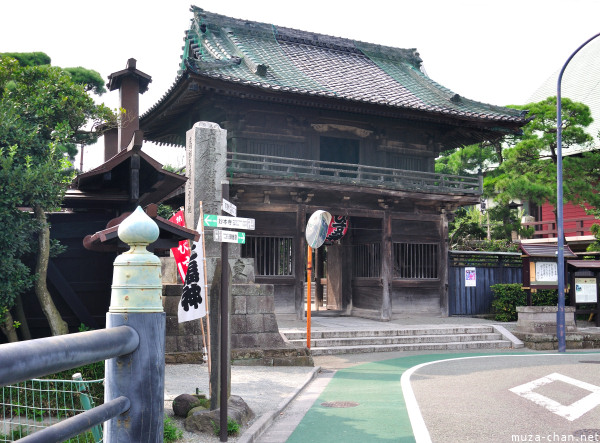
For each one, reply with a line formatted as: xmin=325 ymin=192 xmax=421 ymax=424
xmin=292 ymin=333 xmax=504 ymax=348
xmin=284 ymin=325 xmax=496 ymax=340
xmin=282 ymin=325 xmax=514 ymax=356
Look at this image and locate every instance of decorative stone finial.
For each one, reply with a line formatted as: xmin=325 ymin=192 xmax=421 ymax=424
xmin=110 ymin=206 xmax=163 ymax=313
xmin=118 ymin=206 xmax=159 ymax=247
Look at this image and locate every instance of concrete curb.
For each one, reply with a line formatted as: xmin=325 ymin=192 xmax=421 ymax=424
xmin=492 ymin=324 xmax=525 ymax=349
xmin=237 ymin=366 xmax=321 ymax=443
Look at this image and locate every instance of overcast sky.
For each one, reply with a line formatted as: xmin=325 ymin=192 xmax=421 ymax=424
xmin=3 ymin=0 xmax=600 ymax=168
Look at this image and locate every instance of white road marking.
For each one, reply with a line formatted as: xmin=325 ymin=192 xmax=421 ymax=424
xmin=510 ymin=372 xmax=600 ymax=421
xmin=400 ymin=353 xmax=599 ymax=443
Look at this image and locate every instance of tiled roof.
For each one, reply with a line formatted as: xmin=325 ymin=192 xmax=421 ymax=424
xmin=176 ymin=6 xmax=526 ymax=124
xmin=520 ymin=243 xmax=577 ymax=258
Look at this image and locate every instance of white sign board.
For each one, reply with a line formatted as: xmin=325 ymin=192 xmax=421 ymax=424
xmin=222 ymin=198 xmax=237 ymax=217
xmin=535 ymin=262 xmax=558 ymax=282
xmin=213 ymin=229 xmax=246 ymax=244
xmin=465 ymin=267 xmax=476 ymax=287
xmin=575 ymin=277 xmax=598 ymax=303
xmin=204 ymin=214 xmax=255 ymax=230
xmin=178 ymin=217 xmax=206 ymax=323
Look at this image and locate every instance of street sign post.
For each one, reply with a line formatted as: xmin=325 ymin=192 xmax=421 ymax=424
xmin=213 ymin=229 xmax=246 ymax=244
xmin=222 ymin=198 xmax=237 ymax=217
xmin=204 ymin=214 xmax=255 ymax=230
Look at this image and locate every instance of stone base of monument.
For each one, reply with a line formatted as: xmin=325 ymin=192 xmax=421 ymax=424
xmin=513 ymin=306 xmax=600 ymax=350
xmin=231 ymin=347 xmax=313 ymax=366
xmin=161 ymin=257 xmax=313 ymax=366
xmin=183 ymin=395 xmax=254 ymax=434
xmin=516 ymin=306 xmax=578 ymax=334
xmin=162 ymin=284 xmax=208 ymax=364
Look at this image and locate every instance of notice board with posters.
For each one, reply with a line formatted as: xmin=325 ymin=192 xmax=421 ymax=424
xmin=574 ymin=277 xmax=598 ymax=303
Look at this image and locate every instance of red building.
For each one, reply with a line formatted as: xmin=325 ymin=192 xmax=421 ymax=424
xmin=522 ymin=201 xmax=597 ymax=252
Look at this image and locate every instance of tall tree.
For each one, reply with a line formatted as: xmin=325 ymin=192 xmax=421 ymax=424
xmin=487 ymin=97 xmax=596 ymax=208
xmin=436 ymin=96 xmax=596 ymax=250
xmin=435 ymin=142 xmax=496 ymax=176
xmin=0 ymin=55 xmax=112 ymax=339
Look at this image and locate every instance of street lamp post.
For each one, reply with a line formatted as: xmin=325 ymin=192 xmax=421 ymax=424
xmin=556 ymin=32 xmax=600 ymax=353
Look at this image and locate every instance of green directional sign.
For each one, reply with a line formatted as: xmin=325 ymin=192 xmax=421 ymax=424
xmin=203 ymin=214 xmax=255 ymax=230
xmin=204 ymin=214 xmax=218 ymax=227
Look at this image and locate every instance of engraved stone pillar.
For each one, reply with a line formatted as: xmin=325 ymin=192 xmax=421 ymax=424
xmin=184 ymin=121 xmax=227 ymax=244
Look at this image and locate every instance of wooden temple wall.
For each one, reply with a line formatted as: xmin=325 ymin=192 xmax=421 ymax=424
xmin=237 ymin=205 xmax=447 ymax=319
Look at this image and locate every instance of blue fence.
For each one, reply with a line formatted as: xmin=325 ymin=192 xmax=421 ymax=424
xmin=448 ymin=251 xmax=522 ymax=316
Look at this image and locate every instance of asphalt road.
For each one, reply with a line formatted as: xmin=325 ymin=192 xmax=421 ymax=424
xmin=409 ymin=353 xmax=600 ymax=443
xmin=260 ymin=350 xmax=600 ymax=443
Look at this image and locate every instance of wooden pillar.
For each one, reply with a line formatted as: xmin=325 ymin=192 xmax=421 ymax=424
xmin=342 ymin=229 xmax=353 ymax=314
xmin=381 ymin=212 xmax=392 ymax=321
xmin=130 ymin=154 xmax=140 ymax=203
xmin=103 ymin=127 xmax=118 ymax=162
xmin=295 ymin=205 xmax=307 ymax=319
xmin=118 ymin=75 xmax=140 ymax=151
xmin=315 ymin=248 xmax=323 ymax=310
xmin=106 ymin=59 xmax=151 ymax=156
xmin=440 ymin=210 xmax=450 ymax=316
xmin=327 ymin=245 xmax=343 ymax=310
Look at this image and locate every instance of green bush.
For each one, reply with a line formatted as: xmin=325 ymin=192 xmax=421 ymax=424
xmin=491 ymin=283 xmax=526 ymax=321
xmin=491 ymin=285 xmax=570 ymax=322
xmin=164 ymin=416 xmax=183 ymax=442
xmin=531 ymin=289 xmax=571 ymax=306
xmin=212 ymin=418 xmax=240 ymax=437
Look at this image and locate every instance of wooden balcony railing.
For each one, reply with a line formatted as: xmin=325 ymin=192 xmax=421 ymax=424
xmin=227 ymin=152 xmax=482 ymax=195
xmin=522 ymin=215 xmax=598 ymax=238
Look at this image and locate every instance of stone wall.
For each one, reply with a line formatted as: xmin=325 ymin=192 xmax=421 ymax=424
xmin=162 ymin=255 xmax=312 ymax=365
xmin=229 ymin=258 xmax=285 ymax=349
xmin=513 ymin=305 xmax=600 ymax=350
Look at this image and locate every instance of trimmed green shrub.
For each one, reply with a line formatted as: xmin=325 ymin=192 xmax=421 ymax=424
xmin=491 ymin=283 xmax=526 ymax=321
xmin=491 ymin=285 xmax=571 ymax=322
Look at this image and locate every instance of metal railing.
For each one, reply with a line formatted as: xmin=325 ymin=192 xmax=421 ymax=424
xmin=0 ymin=328 xmax=138 ymax=442
xmin=227 ymin=152 xmax=482 ymax=194
xmin=0 ymin=207 xmax=166 ymax=442
xmin=1 ymin=375 xmax=104 ymax=442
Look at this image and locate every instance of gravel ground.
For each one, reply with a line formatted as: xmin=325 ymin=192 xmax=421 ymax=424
xmin=164 ymin=364 xmax=316 ymax=442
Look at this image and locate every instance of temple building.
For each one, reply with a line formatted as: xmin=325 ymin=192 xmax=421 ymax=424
xmin=140 ymin=6 xmax=528 ymax=320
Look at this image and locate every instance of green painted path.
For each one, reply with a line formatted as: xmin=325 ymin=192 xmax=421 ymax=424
xmin=285 ymin=353 xmax=521 ymax=443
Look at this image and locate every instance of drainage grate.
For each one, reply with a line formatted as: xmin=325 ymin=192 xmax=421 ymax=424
xmin=573 ymin=429 xmax=600 ymax=439
xmin=321 ymin=401 xmax=359 ymax=408
xmin=579 ymin=361 xmax=600 ymax=364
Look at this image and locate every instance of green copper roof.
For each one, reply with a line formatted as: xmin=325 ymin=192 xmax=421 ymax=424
xmin=177 ymin=6 xmax=526 ymax=124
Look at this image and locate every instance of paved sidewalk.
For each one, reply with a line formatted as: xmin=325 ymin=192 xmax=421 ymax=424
xmin=164 ymin=365 xmax=318 ymax=443
xmin=164 ymin=315 xmax=514 ymax=441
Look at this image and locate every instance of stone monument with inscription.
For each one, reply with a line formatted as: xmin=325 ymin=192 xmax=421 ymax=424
xmin=182 ymin=121 xmax=310 ymax=366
